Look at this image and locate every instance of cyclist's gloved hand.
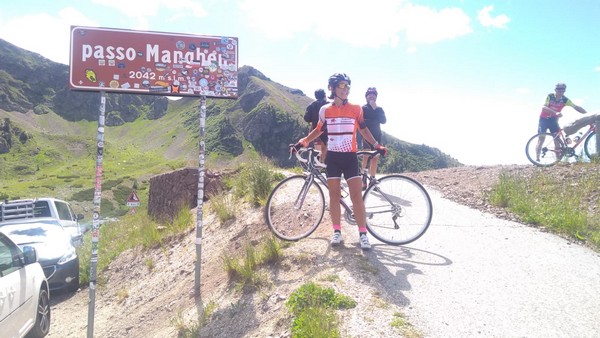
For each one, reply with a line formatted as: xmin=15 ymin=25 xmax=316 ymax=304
xmin=375 ymin=144 xmax=388 ymax=157
xmin=297 ymin=137 xmax=308 ymax=148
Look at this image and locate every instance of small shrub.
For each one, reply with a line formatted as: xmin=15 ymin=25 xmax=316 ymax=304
xmin=71 ymin=188 xmax=95 ymax=202
xmin=286 ymin=282 xmax=357 ymax=314
xmin=261 ymin=236 xmax=283 ymax=264
xmin=291 ymin=306 xmax=339 ymax=338
xmin=220 ymin=237 xmax=283 ymax=291
xmin=113 ymin=184 xmax=134 ymax=205
xmin=171 ymin=301 xmax=216 ymax=337
xmin=286 ymin=282 xmax=356 ymax=337
xmin=170 ymin=205 xmax=193 ymax=233
xmin=145 ymin=257 xmax=154 ymax=271
xmin=116 ymin=288 xmax=129 ymax=304
xmin=103 ymin=179 xmax=124 ymax=190
xmin=390 ymin=312 xmax=422 ymax=337
xmin=209 ymin=190 xmax=237 ymax=224
xmin=221 ymin=252 xmax=240 ymax=278
xmin=231 ymin=159 xmax=276 ymax=206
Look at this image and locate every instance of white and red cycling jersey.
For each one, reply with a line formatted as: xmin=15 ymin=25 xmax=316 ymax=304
xmin=315 ymin=102 xmax=365 ymax=153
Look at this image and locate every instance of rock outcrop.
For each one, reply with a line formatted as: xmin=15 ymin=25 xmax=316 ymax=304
xmin=147 ymin=167 xmax=223 ymax=222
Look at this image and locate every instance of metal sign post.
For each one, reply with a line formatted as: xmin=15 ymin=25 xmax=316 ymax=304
xmin=194 ymin=96 xmax=207 ymax=297
xmin=87 ymin=91 xmax=106 ymax=338
xmin=68 ymin=26 xmax=238 ymax=335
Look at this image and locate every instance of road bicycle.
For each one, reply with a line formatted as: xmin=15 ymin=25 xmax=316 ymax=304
xmin=264 ymin=146 xmax=433 ymax=245
xmin=525 ymin=122 xmax=597 ymax=167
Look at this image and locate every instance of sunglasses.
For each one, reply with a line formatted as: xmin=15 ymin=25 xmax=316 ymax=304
xmin=556 ymin=87 xmax=566 ymax=90
xmin=337 ymin=83 xmax=351 ymax=89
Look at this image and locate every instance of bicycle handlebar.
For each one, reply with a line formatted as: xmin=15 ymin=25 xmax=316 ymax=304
xmin=289 ymin=144 xmax=326 ymax=167
xmin=289 ymin=144 xmax=383 ymax=167
xmin=357 ymin=149 xmax=384 ymax=158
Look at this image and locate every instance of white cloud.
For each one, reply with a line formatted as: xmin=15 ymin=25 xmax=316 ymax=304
xmin=0 ymin=7 xmax=96 ymax=65
xmin=400 ymin=5 xmax=472 ymax=44
xmin=91 ymin=0 xmax=207 ymax=17
xmin=0 ymin=1 xmax=209 ymax=65
xmin=90 ymin=0 xmax=207 ymax=30
xmin=477 ymin=5 xmax=510 ymax=29
xmin=239 ymin=0 xmax=472 ymax=48
xmin=516 ymin=87 xmax=531 ymax=94
xmin=238 ymin=0 xmax=312 ymax=39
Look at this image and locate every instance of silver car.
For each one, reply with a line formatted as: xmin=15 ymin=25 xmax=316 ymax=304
xmin=0 ymin=232 xmax=51 ymax=337
xmin=0 ymin=221 xmax=79 ymax=293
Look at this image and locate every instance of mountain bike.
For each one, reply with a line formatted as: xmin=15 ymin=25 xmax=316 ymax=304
xmin=264 ymin=146 xmax=433 ymax=245
xmin=525 ymin=122 xmax=597 ymax=167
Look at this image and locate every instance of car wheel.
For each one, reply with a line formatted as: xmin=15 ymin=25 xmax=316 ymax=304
xmin=26 ymin=288 xmax=51 ymax=338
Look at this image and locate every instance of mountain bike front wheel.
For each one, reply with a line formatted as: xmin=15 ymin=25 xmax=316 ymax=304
xmin=265 ymin=175 xmax=325 ymax=241
xmin=525 ymin=132 xmax=564 ymax=167
xmin=584 ymin=131 xmax=597 ymax=159
xmin=363 ymin=174 xmax=433 ymax=245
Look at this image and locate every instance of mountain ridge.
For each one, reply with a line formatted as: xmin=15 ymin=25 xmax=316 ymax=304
xmin=0 ymin=38 xmax=461 ymax=210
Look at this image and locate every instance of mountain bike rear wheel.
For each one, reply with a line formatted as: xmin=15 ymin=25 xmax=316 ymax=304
xmin=525 ymin=132 xmax=564 ymax=167
xmin=363 ymin=174 xmax=432 ymax=245
xmin=265 ymin=175 xmax=325 ymax=241
xmin=584 ymin=131 xmax=597 ymax=160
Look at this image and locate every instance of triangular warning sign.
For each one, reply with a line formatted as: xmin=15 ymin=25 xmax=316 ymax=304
xmin=127 ymin=191 xmax=140 ymax=203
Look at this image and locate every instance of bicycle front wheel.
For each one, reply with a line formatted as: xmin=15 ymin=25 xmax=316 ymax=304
xmin=265 ymin=175 xmax=325 ymax=241
xmin=525 ymin=132 xmax=563 ymax=167
xmin=363 ymin=175 xmax=433 ymax=245
xmin=584 ymin=131 xmax=597 ymax=160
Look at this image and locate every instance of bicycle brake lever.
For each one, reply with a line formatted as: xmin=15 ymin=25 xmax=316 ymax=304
xmin=288 ymin=143 xmax=302 ymax=159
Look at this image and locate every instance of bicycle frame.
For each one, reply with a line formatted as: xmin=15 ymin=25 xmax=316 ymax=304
xmin=268 ymin=145 xmax=433 ymax=244
xmin=294 ymin=147 xmax=389 ymax=224
xmin=553 ymin=124 xmax=595 ymax=157
xmin=296 ymin=148 xmax=354 ymax=217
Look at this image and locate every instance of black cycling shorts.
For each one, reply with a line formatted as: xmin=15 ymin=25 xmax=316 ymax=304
xmin=325 ymin=151 xmax=360 ymax=180
xmin=538 ymin=117 xmax=559 ymax=134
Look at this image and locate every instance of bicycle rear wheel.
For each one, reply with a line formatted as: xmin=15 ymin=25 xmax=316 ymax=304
xmin=584 ymin=131 xmax=597 ymax=160
xmin=525 ymin=132 xmax=563 ymax=167
xmin=363 ymin=175 xmax=432 ymax=245
xmin=265 ymin=175 xmax=325 ymax=241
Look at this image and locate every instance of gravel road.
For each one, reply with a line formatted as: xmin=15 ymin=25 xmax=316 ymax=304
xmin=366 ymin=188 xmax=600 ymax=338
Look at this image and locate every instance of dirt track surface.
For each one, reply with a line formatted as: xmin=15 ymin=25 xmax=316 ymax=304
xmin=47 ymin=164 xmax=600 ymax=337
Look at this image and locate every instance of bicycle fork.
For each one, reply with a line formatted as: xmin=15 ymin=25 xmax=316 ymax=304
xmin=294 ymin=175 xmax=314 ymax=210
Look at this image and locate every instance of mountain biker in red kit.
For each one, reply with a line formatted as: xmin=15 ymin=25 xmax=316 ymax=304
xmin=536 ymin=83 xmax=587 ymax=161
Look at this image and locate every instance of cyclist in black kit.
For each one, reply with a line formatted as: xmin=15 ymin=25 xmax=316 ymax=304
xmin=357 ymin=87 xmax=387 ymax=189
xmin=304 ymin=88 xmax=329 ymax=161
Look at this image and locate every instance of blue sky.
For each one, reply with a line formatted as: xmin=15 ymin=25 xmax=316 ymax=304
xmin=1 ymin=0 xmax=599 ymax=165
